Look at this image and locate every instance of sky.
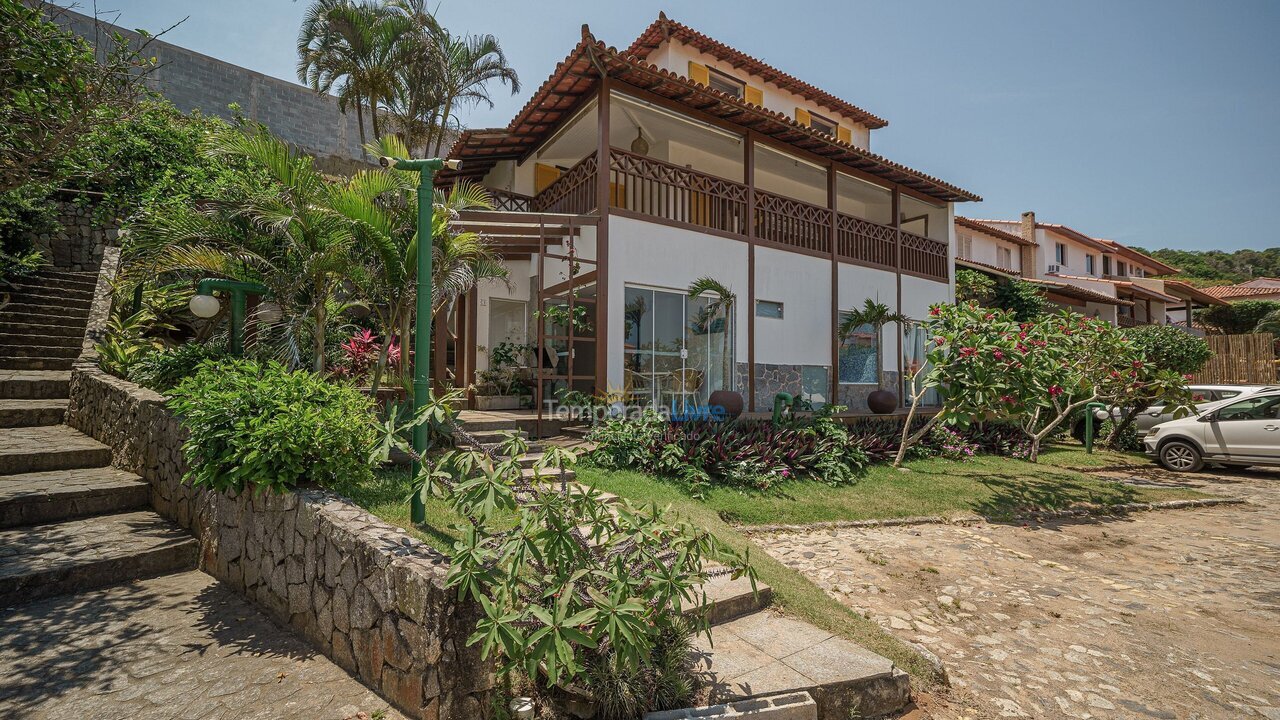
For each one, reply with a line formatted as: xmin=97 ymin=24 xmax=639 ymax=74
xmin=84 ymin=0 xmax=1280 ymax=252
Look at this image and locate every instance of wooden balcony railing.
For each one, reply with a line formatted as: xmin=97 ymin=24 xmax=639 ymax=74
xmin=517 ymin=148 xmax=950 ymax=283
xmin=488 ymin=188 xmax=533 ymax=212
xmin=1117 ymin=315 xmax=1140 ymax=328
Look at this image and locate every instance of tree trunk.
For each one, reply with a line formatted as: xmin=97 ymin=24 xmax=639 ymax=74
xmin=893 ymin=395 xmax=941 ymax=468
xmin=370 ymin=98 xmax=381 ymax=140
xmin=433 ymin=99 xmax=454 ymax=157
xmin=312 ymin=302 xmax=327 ymax=374
xmin=1105 ymin=405 xmax=1144 ymax=448
xmin=355 ymin=97 xmax=367 ymax=147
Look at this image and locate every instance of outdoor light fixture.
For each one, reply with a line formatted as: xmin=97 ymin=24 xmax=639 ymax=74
xmin=378 ymin=154 xmax=461 ymax=525
xmin=188 ymin=293 xmax=220 ymax=318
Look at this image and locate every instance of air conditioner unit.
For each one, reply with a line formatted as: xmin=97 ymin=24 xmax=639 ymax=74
xmin=1047 ymin=264 xmax=1063 ymax=274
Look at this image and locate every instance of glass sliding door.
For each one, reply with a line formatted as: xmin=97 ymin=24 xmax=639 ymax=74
xmin=622 ymin=285 xmax=732 ymax=411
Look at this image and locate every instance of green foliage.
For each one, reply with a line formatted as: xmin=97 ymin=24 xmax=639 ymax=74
xmin=127 ymin=341 xmax=229 ymax=392
xmin=954 ymin=268 xmax=995 ymax=304
xmin=0 ymin=245 xmax=45 ymax=284
xmin=1198 ymin=300 xmax=1280 ymax=335
xmin=1122 ymin=324 xmax=1212 ymax=375
xmin=587 ymin=406 xmax=868 ymax=495
xmin=1132 ymin=246 xmax=1280 ymax=286
xmin=991 ymin=279 xmax=1048 ymax=321
xmin=382 ymin=402 xmax=754 ymax=702
xmin=168 ymin=359 xmax=379 ymax=494
xmin=583 ymin=618 xmax=696 ymax=720
xmin=95 ymin=311 xmax=166 ymax=377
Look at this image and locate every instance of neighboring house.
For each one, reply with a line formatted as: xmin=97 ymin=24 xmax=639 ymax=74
xmin=957 ymin=212 xmax=1223 ymax=331
xmin=437 ymin=13 xmax=979 ymax=414
xmin=1201 ymin=278 xmax=1280 ymax=304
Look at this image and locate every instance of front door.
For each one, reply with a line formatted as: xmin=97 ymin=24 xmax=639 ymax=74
xmin=622 ymin=286 xmax=732 ymax=411
xmin=1205 ymin=393 xmax=1280 ymax=460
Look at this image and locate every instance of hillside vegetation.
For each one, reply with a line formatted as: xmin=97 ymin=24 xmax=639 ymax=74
xmin=1134 ymin=246 xmax=1280 ymax=286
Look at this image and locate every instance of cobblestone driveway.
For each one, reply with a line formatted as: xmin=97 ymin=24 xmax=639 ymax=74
xmin=759 ymin=466 xmax=1280 ymax=719
xmin=0 ymin=571 xmax=404 ymax=720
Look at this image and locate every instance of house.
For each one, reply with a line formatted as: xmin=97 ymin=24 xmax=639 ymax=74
xmin=435 ymin=13 xmax=979 ymax=415
xmin=956 ymin=212 xmax=1223 ymax=331
xmin=1201 ymin=278 xmax=1280 ymax=304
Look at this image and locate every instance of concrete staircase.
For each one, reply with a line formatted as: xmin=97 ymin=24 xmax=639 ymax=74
xmin=460 ymin=428 xmax=578 ymax=482
xmin=0 ymin=271 xmax=197 ymax=608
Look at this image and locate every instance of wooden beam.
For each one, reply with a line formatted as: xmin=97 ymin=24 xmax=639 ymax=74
xmin=828 ymin=161 xmax=840 ymax=406
xmin=893 ymin=186 xmax=903 ymax=409
xmin=595 ymin=78 xmax=611 ymax=392
xmin=745 ymin=132 xmax=756 ymax=413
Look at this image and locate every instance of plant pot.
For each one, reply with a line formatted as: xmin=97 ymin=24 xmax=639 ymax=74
xmin=474 ymin=395 xmax=523 ymax=411
xmin=708 ymin=390 xmax=744 ymax=419
xmin=867 ymin=389 xmax=899 ymax=414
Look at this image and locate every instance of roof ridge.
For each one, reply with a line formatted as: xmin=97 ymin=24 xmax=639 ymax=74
xmin=625 ymin=13 xmax=888 ymax=129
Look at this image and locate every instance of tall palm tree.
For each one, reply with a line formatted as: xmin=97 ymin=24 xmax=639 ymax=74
xmin=838 ymin=298 xmax=910 ymax=392
xmin=687 ymin=277 xmax=736 ymax=394
xmin=128 ymin=124 xmax=360 ymax=373
xmin=297 ymin=0 xmax=402 ymax=144
xmin=420 ymin=26 xmax=521 ymax=157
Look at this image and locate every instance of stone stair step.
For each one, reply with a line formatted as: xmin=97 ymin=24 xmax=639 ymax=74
xmin=4 ymin=343 xmax=80 ymax=359
xmin=0 ymin=356 xmax=75 ymax=371
xmin=693 ymin=612 xmax=910 ymax=720
xmin=693 ymin=570 xmax=773 ymax=627
xmin=0 ymin=320 xmax=86 ymax=337
xmin=5 ymin=280 xmax=96 ymax=299
xmin=0 ymin=332 xmax=82 ymax=349
xmin=521 ymin=466 xmax=575 ymax=482
xmin=25 ymin=270 xmax=100 ymax=287
xmin=0 ymin=425 xmax=112 ymax=474
xmin=0 ymin=510 xmax=197 ymax=607
xmin=461 ymin=429 xmax=529 ymax=445
xmin=0 ymin=309 xmax=89 ymax=329
xmin=0 ymin=399 xmax=68 ymax=428
xmin=0 ymin=370 xmax=70 ymax=400
xmin=1 ymin=291 xmax=93 ymax=310
xmin=0 ymin=301 xmax=90 ymax=321
xmin=0 ymin=467 xmax=149 ymax=528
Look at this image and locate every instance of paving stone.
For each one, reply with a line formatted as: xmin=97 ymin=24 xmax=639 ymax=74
xmin=0 ymin=570 xmax=406 ymax=720
xmin=0 ymin=370 xmax=70 ymax=400
xmin=756 ymin=465 xmax=1280 ymax=720
xmin=0 ymin=424 xmax=111 ymax=474
xmin=0 ymin=398 xmax=68 ymax=428
xmin=0 ymin=466 xmax=149 ymax=527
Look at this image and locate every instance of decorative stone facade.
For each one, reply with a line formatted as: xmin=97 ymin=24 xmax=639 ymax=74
xmin=66 ymin=364 xmax=492 ymax=719
xmin=33 ymin=199 xmax=119 ymax=271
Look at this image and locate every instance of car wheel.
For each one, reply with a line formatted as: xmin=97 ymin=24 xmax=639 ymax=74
xmin=1159 ymin=440 xmax=1204 ymax=473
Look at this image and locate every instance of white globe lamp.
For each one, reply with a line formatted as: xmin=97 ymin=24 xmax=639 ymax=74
xmin=188 ymin=294 xmax=221 ymax=318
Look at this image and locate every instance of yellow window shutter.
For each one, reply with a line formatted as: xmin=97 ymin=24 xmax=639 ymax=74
xmin=745 ymin=85 xmax=764 ymax=106
xmin=534 ymin=163 xmax=562 ymax=194
xmin=688 ymin=61 xmax=709 ymax=87
xmin=837 ymin=125 xmax=852 ymax=144
xmin=795 ymin=107 xmax=811 ymax=127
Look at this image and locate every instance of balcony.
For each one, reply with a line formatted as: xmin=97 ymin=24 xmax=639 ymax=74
xmin=495 ymin=148 xmax=949 ymax=283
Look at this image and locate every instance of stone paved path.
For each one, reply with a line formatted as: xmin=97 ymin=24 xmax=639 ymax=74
xmin=0 ymin=570 xmax=405 ymax=720
xmin=758 ymin=466 xmax=1280 ymax=719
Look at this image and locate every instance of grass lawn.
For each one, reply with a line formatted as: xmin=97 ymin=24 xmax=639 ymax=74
xmin=353 ymin=442 xmax=1204 ymax=688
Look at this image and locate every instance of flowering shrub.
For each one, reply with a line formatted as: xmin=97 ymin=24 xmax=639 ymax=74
xmin=333 ymin=329 xmax=400 ymax=382
xmin=929 ymin=426 xmax=979 ymax=461
xmin=588 ymin=406 xmax=868 ymax=494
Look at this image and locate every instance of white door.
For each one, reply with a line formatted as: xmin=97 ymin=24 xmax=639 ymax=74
xmin=1205 ymin=393 xmax=1280 ymax=460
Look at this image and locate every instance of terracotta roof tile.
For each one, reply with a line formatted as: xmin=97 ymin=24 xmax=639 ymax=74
xmin=1202 ymin=283 xmax=1280 ymax=300
xmin=626 ymin=13 xmax=888 ymax=129
xmin=1022 ymin=277 xmax=1134 ymax=307
xmin=955 ymin=216 xmax=1036 ymax=247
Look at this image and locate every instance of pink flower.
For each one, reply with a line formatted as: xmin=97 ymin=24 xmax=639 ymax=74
xmin=929 ymin=306 xmax=942 ymax=317
xmin=1132 ymin=360 xmax=1144 ymax=369
xmin=1048 ymin=385 xmax=1063 ymax=397
xmin=935 ymin=336 xmax=945 ymax=346
xmin=993 ymin=350 xmax=1005 ymax=360
xmin=1001 ymin=394 xmax=1015 ymax=404
xmin=1183 ymin=373 xmax=1193 ymax=381
xmin=960 ymin=347 xmax=977 ymax=357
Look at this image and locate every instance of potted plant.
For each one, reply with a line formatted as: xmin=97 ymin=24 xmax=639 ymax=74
xmin=838 ymin=298 xmax=910 ymax=414
xmin=473 ymin=341 xmax=533 ymax=410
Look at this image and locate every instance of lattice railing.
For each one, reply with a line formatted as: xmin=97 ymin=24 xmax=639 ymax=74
xmin=900 ymin=230 xmax=949 ymax=282
xmin=836 ymin=214 xmax=896 ymax=270
xmin=608 ymin=148 xmax=748 ymax=235
xmin=531 ymin=154 xmax=598 ymax=215
xmin=488 ymin=188 xmax=533 ymax=212
xmin=753 ymin=191 xmax=832 ymax=254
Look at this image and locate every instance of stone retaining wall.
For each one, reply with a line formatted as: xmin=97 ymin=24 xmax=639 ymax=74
xmin=66 ymin=363 xmax=492 ymax=719
xmin=33 ymin=198 xmax=119 ymax=271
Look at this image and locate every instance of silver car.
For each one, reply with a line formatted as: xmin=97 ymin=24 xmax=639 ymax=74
xmin=1144 ymin=388 xmax=1280 ymax=472
xmin=1133 ymin=385 xmax=1267 ymax=438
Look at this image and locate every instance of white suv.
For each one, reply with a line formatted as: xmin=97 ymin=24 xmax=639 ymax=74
xmin=1145 ymin=389 xmax=1280 ymax=472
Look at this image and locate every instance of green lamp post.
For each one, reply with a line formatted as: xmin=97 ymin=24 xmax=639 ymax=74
xmin=188 ymin=278 xmax=272 ymax=356
xmin=378 ymin=154 xmax=460 ymax=524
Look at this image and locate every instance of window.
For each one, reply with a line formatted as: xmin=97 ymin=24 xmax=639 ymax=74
xmin=1055 ymin=242 xmax=1067 ymax=266
xmin=902 ymin=324 xmax=940 ymax=407
xmin=1085 ymin=255 xmax=1096 ymax=274
xmin=706 ymin=67 xmax=745 ymax=99
xmin=838 ymin=313 xmax=877 ymax=384
xmin=755 ymin=299 xmax=784 ymax=319
xmin=1103 ymin=256 xmax=1112 ymax=275
xmin=958 ymin=234 xmax=973 ymax=260
xmin=1132 ymin=267 xmax=1143 ymax=277
xmin=807 ymin=112 xmax=838 ymax=137
xmin=1000 ymin=247 xmax=1013 ymax=270
xmin=1117 ymin=261 xmax=1127 ymax=276
xmin=1214 ymin=394 xmax=1280 ymax=421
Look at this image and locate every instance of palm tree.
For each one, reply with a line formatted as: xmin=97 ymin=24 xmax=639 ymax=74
xmin=340 ymin=135 xmax=507 ymax=391
xmin=128 ymin=124 xmax=360 ymax=373
xmin=838 ymin=298 xmax=910 ymax=392
xmin=420 ymin=26 xmax=520 ymax=157
xmin=687 ymin=277 xmax=736 ymax=395
xmin=1255 ymin=308 xmax=1280 ymax=335
xmin=297 ymin=0 xmax=402 ymax=144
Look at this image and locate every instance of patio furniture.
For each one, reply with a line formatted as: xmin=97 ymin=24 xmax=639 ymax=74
xmin=664 ymin=368 xmax=703 ymax=411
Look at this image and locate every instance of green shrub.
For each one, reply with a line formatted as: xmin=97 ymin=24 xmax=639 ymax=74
xmin=128 ymin=341 xmax=229 ymax=392
xmin=1123 ymin=324 xmax=1212 ymax=375
xmin=168 ymin=359 xmax=378 ymax=494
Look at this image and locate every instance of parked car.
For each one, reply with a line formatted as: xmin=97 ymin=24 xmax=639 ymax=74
xmin=1145 ymin=388 xmax=1280 ymax=472
xmin=1071 ymin=385 xmax=1268 ymax=442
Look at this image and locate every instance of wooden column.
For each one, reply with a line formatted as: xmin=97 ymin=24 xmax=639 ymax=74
xmin=594 ymin=78 xmax=611 ymax=391
xmin=828 ymin=163 xmax=839 ymax=406
xmin=464 ymin=287 xmax=478 ymax=401
xmin=744 ymin=132 xmax=756 ymax=412
xmin=892 ymin=186 xmax=903 ymax=406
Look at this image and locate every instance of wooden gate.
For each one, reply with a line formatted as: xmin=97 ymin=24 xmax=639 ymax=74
xmin=1195 ymin=333 xmax=1277 ymax=384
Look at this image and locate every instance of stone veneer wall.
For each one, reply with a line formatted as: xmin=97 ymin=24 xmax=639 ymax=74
xmin=65 ymin=363 xmax=492 ymax=719
xmin=33 ymin=198 xmax=120 ymax=271
xmin=837 ymin=372 xmax=901 ymax=413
